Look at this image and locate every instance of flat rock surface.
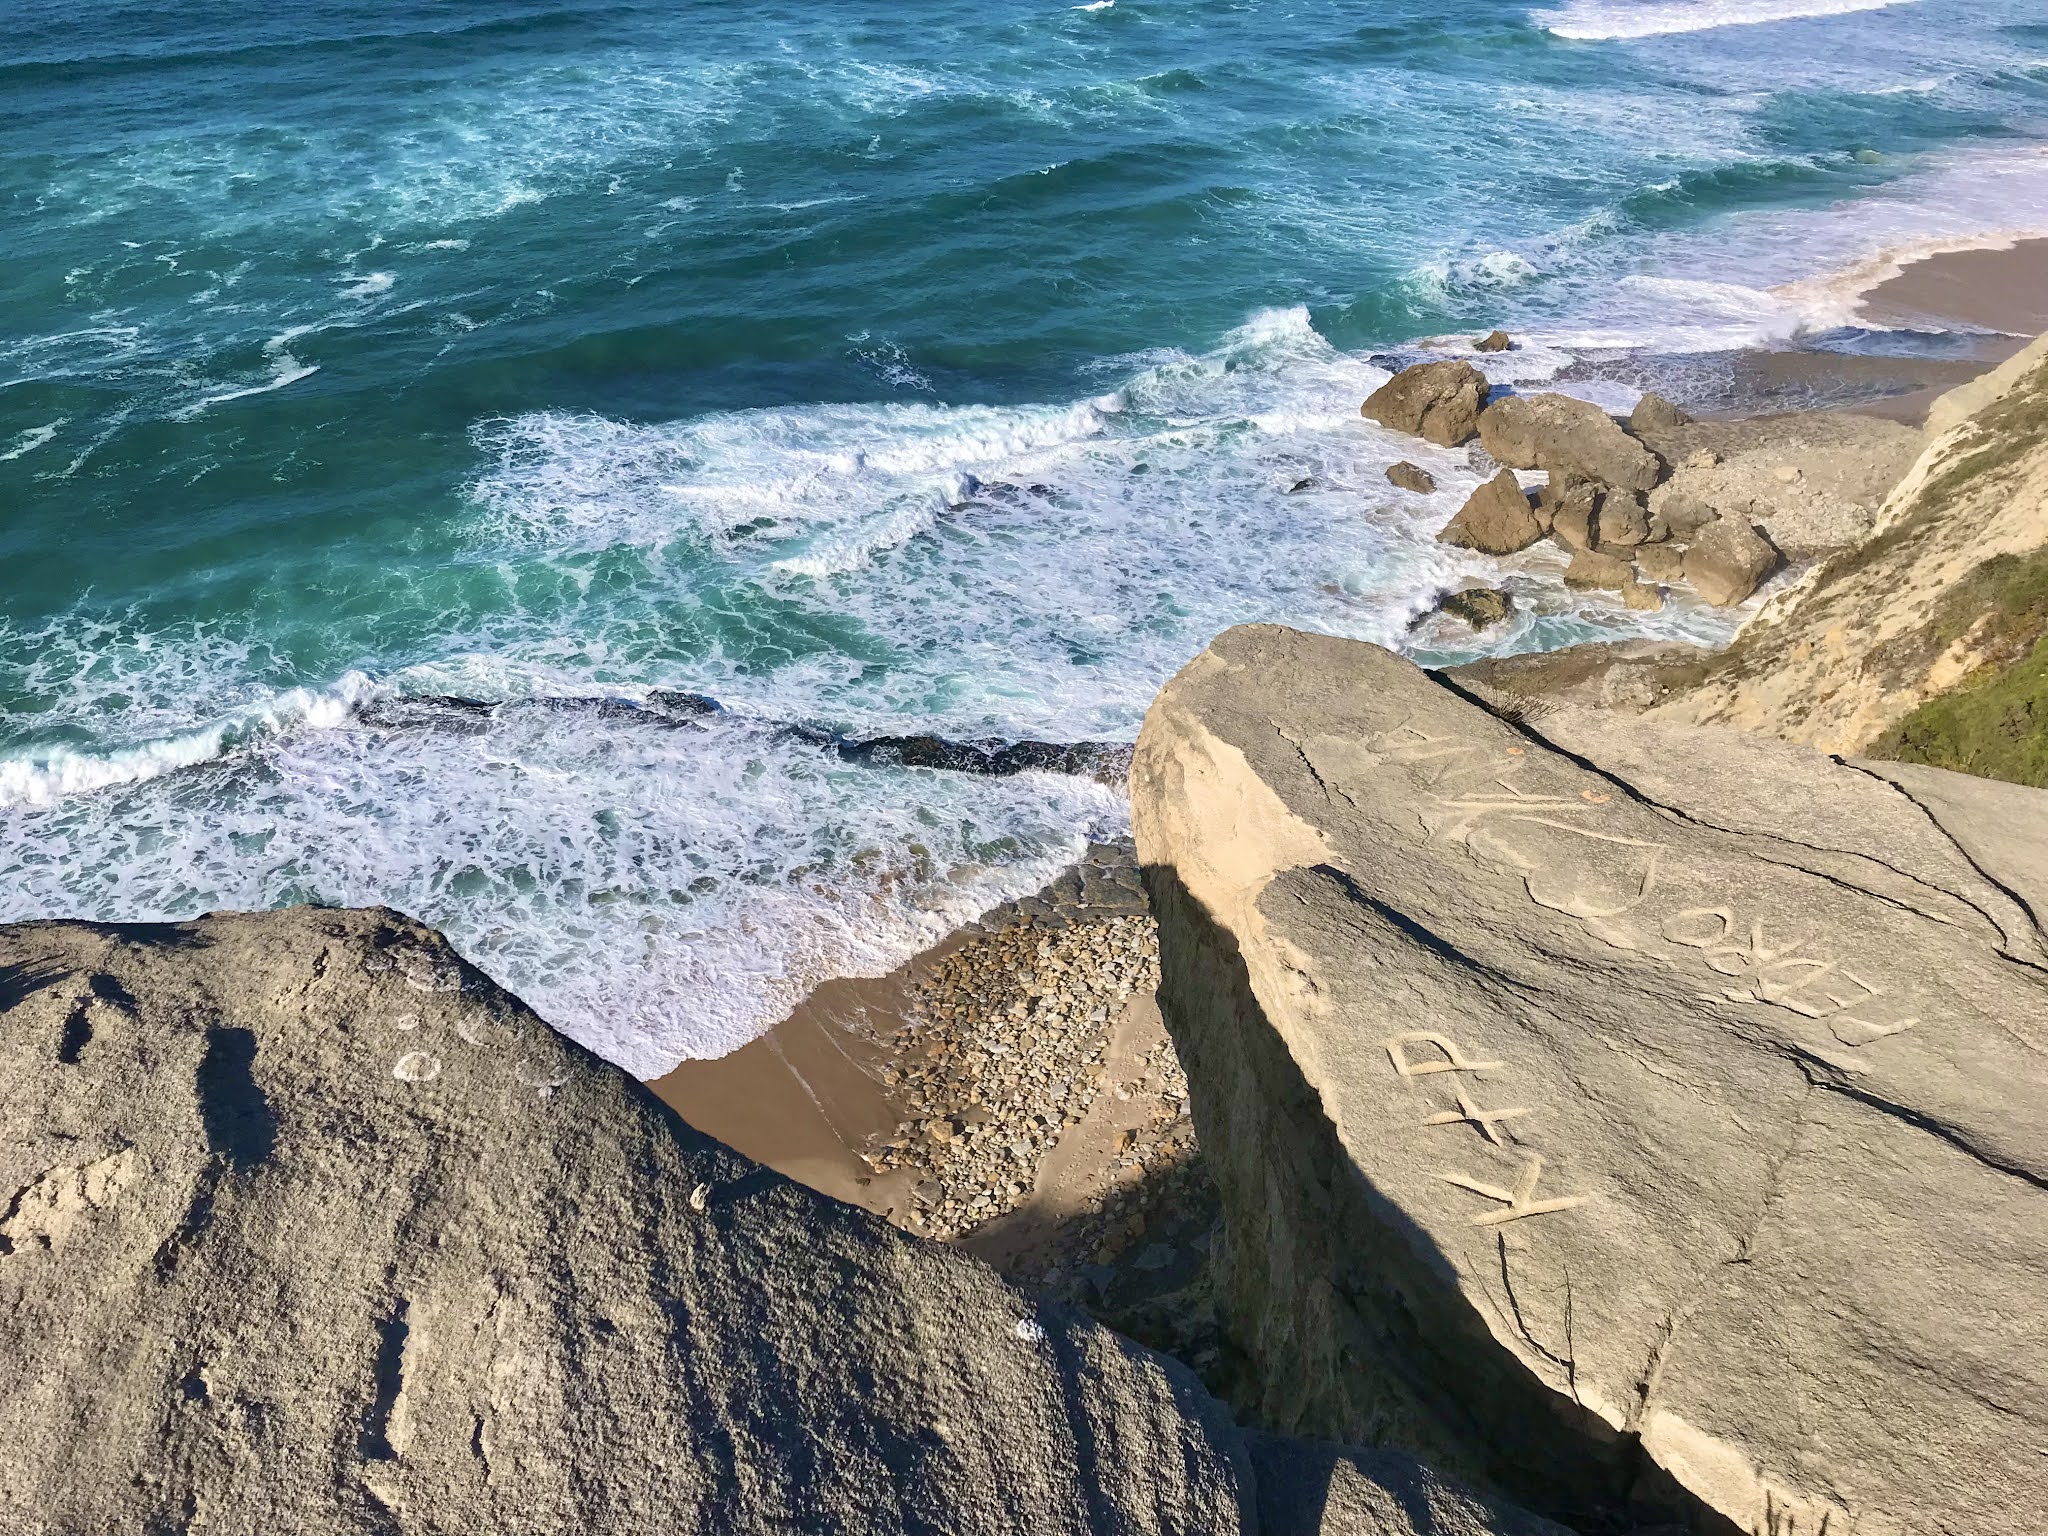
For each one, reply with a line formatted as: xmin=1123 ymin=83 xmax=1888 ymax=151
xmin=1132 ymin=625 xmax=2048 ymax=1536
xmin=0 ymin=904 xmax=1556 ymax=1536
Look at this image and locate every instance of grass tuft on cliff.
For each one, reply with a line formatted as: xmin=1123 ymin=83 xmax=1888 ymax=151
xmin=1866 ymin=549 xmax=2048 ymax=787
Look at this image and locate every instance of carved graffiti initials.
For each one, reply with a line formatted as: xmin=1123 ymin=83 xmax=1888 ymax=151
xmin=1385 ymin=1031 xmax=1503 ymax=1078
xmin=1422 ymin=1083 xmax=1531 ymax=1146
xmin=1441 ymin=1154 xmax=1587 ymax=1227
xmin=1663 ymin=907 xmax=1922 ymax=1043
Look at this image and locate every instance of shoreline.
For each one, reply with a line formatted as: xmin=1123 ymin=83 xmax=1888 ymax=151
xmin=651 ymin=234 xmax=2048 ymax=1305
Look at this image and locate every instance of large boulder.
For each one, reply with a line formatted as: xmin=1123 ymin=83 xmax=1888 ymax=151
xmin=1132 ymin=625 xmax=2048 ymax=1536
xmin=1477 ymin=394 xmax=1662 ymax=493
xmin=1627 ymin=392 xmax=1689 ymax=437
xmin=1435 ymin=587 xmax=1514 ymax=632
xmin=1363 ymin=362 xmax=1491 ymax=448
xmin=1545 ymin=480 xmax=1598 ymax=552
xmin=1561 ymin=548 xmax=1633 ymax=591
xmin=1593 ymin=489 xmax=1650 ymax=547
xmin=1437 ymin=470 xmax=1541 ymax=555
xmin=0 ymin=905 xmax=1559 ymax=1536
xmin=1682 ymin=513 xmax=1778 ymax=605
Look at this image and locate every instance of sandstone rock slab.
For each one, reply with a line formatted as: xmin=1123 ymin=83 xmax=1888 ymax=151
xmin=1437 ymin=471 xmax=1541 ymax=555
xmin=0 ymin=905 xmax=1552 ymax=1536
xmin=1364 ymin=362 xmax=1491 ymax=449
xmin=1477 ymin=394 xmax=1661 ymax=493
xmin=1133 ymin=625 xmax=2048 ymax=1536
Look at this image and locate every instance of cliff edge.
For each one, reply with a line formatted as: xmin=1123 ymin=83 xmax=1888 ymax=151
xmin=1131 ymin=625 xmax=2048 ymax=1535
xmin=0 ymin=904 xmax=1558 ymax=1536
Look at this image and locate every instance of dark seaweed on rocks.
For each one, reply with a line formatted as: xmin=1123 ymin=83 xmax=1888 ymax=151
xmin=833 ymin=736 xmax=1134 ymax=783
xmin=358 ymin=690 xmax=1127 ymax=783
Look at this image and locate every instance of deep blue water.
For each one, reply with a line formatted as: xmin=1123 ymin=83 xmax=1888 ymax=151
xmin=3 ymin=0 xmax=2044 ymax=1069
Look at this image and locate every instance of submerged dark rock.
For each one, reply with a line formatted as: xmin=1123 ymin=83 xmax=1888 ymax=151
xmin=360 ymin=691 xmax=1127 ymax=784
xmin=831 ymin=735 xmax=1135 ymax=784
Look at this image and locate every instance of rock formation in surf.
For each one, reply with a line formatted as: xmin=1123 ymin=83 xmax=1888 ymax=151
xmin=1447 ymin=332 xmax=2048 ymax=788
xmin=1131 ymin=623 xmax=2048 ymax=1536
xmin=1365 ymin=359 xmax=1932 ymax=613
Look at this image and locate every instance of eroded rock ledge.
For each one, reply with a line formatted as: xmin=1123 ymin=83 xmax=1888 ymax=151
xmin=0 ymin=904 xmax=1557 ymax=1536
xmin=1131 ymin=624 xmax=2048 ymax=1536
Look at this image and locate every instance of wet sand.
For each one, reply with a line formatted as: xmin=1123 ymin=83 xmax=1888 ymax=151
xmin=649 ymin=950 xmax=944 ymax=1211
xmin=1859 ymin=237 xmax=2048 ymax=337
xmin=651 ymin=844 xmax=1154 ymax=1233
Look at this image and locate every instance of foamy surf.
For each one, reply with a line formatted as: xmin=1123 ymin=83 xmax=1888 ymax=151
xmin=1538 ymin=0 xmax=1919 ymax=40
xmin=0 ymin=672 xmax=377 ymax=810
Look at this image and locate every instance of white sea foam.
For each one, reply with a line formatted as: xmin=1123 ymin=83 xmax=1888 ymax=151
xmin=177 ymin=325 xmax=321 ymax=419
xmin=1539 ymin=0 xmax=1918 ymax=40
xmin=339 ymin=270 xmax=396 ymax=299
xmin=0 ymin=695 xmax=1126 ymax=1075
xmin=3 ymin=306 xmax=1743 ymax=1071
xmin=467 ymin=304 xmax=1735 ymax=748
xmin=0 ymin=671 xmax=376 ymax=809
xmin=0 ymin=422 xmax=64 ymax=462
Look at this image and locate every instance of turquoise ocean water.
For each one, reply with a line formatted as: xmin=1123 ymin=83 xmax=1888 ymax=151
xmin=4 ymin=0 xmax=2045 ymax=1070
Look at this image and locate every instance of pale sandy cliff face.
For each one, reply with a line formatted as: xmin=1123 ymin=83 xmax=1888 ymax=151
xmin=1644 ymin=333 xmax=2048 ymax=753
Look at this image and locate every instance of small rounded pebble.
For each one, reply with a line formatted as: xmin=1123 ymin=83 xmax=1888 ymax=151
xmin=392 ymin=1052 xmax=442 ymax=1084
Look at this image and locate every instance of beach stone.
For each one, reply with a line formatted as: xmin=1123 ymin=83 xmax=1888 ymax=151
xmin=1436 ymin=588 xmax=1513 ymax=632
xmin=0 ymin=905 xmax=1558 ymax=1536
xmin=1531 ymin=473 xmax=1588 ymax=535
xmin=1362 ymin=361 xmax=1491 ymax=448
xmin=1634 ymin=543 xmax=1686 ymax=584
xmin=1627 ymin=391 xmax=1690 ymax=437
xmin=1548 ymin=480 xmax=1599 ymax=553
xmin=1595 ymin=489 xmax=1650 ymax=547
xmin=1620 ymin=573 xmax=1664 ymax=611
xmin=1386 ymin=460 xmax=1438 ymax=494
xmin=1683 ymin=514 xmax=1778 ymax=605
xmin=1648 ymin=488 xmax=1718 ymax=543
xmin=1477 ymin=393 xmax=1663 ymax=493
xmin=1436 ymin=470 xmax=1541 ymax=555
xmin=1474 ymin=330 xmax=1513 ymax=353
xmin=1132 ymin=624 xmax=2048 ymax=1535
xmin=1562 ymin=548 xmax=1633 ymax=592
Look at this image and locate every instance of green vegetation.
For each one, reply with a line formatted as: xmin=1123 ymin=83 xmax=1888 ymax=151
xmin=1866 ymin=548 xmax=2048 ymax=787
xmin=1869 ymin=636 xmax=2048 ymax=787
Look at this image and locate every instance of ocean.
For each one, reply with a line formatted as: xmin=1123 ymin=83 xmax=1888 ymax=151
xmin=3 ymin=0 xmax=2044 ymax=1073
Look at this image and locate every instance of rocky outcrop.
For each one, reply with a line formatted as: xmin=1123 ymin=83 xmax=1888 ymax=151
xmin=1680 ymin=513 xmax=1778 ymax=606
xmin=1626 ymin=392 xmax=1688 ymax=437
xmin=1387 ymin=461 xmax=1438 ymax=495
xmin=1475 ymin=394 xmax=1662 ymax=494
xmin=1474 ymin=332 xmax=1512 ymax=354
xmin=0 ymin=905 xmax=1561 ymax=1536
xmin=1433 ymin=588 xmax=1513 ymax=632
xmin=1363 ymin=362 xmax=1491 ymax=448
xmin=1646 ymin=333 xmax=2048 ymax=758
xmin=1636 ymin=411 xmax=1920 ymax=563
xmin=1436 ymin=471 xmax=1541 ymax=556
xmin=1132 ymin=624 xmax=2048 ymax=1536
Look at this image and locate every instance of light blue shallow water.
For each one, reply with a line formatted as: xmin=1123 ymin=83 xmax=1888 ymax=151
xmin=3 ymin=0 xmax=2045 ymax=1069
